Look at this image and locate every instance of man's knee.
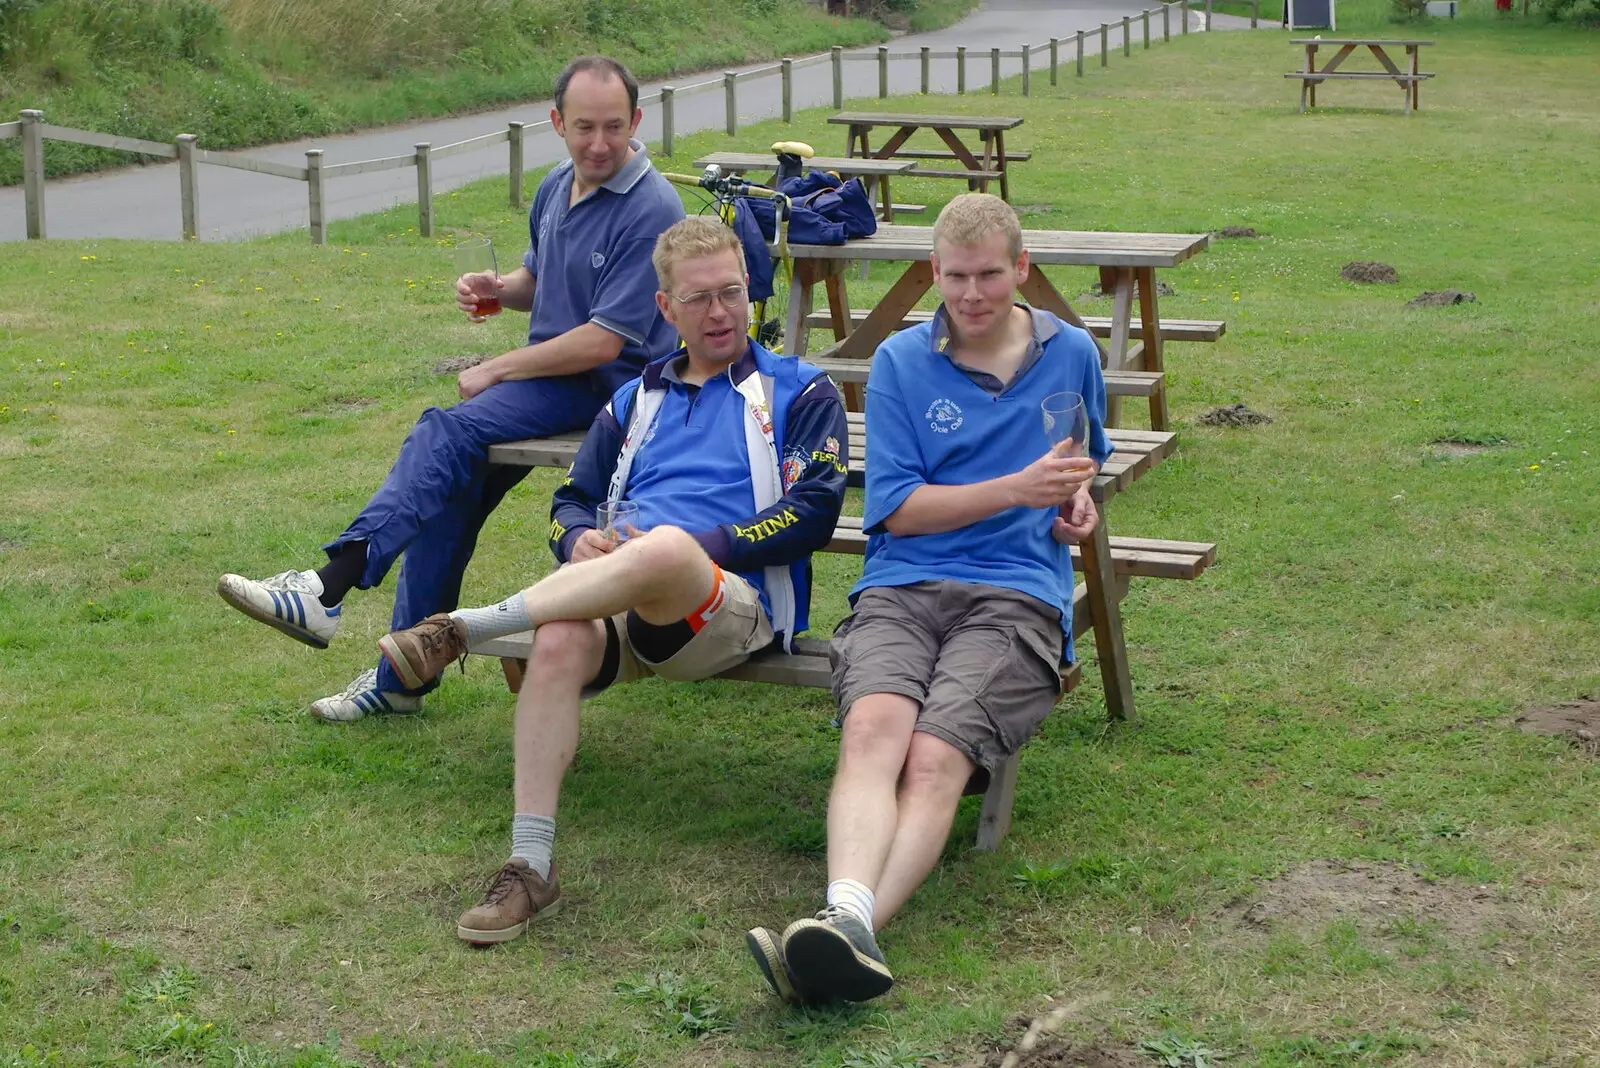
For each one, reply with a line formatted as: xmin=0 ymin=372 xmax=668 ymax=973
xmin=528 ymin=620 xmax=606 ymax=685
xmin=900 ymin=731 xmax=974 ymax=798
xmin=840 ymin=694 xmax=918 ymax=765
xmin=623 ymin=525 xmax=705 ymax=574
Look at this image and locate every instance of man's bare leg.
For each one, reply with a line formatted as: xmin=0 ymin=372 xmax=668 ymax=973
xmin=868 ymin=731 xmax=973 ymax=929
xmin=512 ymin=619 xmax=608 ymax=818
xmin=827 ymin=694 xmax=920 ymax=890
xmin=518 ymin=526 xmax=716 ymax=628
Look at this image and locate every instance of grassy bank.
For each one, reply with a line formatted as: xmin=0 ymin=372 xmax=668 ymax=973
xmin=0 ymin=0 xmax=902 ymax=185
xmin=3 ymin=5 xmax=1600 ymax=1066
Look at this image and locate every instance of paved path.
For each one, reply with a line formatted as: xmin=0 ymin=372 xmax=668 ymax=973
xmin=0 ymin=1 xmax=1247 ymax=243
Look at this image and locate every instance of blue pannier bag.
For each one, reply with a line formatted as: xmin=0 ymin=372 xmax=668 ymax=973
xmin=728 ymin=198 xmax=775 ymax=303
xmin=742 ymin=170 xmax=879 ymax=246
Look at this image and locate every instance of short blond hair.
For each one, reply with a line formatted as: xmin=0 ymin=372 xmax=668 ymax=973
xmin=932 ymin=193 xmax=1022 ymax=261
xmin=652 ymin=216 xmax=745 ymax=290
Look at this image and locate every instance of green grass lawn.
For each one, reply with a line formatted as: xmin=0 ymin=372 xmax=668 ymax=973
xmin=3 ymin=9 xmax=1599 ymax=1067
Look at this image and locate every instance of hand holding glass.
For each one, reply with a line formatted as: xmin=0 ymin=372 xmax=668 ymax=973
xmin=1041 ymin=391 xmax=1089 ymax=458
xmin=597 ymin=501 xmax=642 ymax=544
xmin=454 ymin=237 xmax=500 ymax=321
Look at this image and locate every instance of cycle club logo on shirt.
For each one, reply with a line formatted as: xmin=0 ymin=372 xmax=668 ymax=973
xmin=925 ymin=398 xmax=964 ymax=434
xmin=591 ymin=251 xmax=606 ymax=269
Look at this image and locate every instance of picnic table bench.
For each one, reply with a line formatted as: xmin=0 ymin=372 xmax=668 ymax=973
xmin=778 ymin=224 xmax=1213 ymax=431
xmin=691 ymin=151 xmax=924 ymax=221
xmin=1287 ymin=39 xmax=1434 ymax=115
xmin=830 ymin=111 xmax=1026 ymax=202
xmin=477 ymin=417 xmax=1216 ymax=848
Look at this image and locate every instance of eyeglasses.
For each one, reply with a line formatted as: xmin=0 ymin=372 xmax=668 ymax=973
xmin=671 ymin=284 xmax=747 ymax=314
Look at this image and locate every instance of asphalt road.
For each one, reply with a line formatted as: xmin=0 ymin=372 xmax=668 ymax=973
xmin=0 ymin=1 xmax=1241 ymax=243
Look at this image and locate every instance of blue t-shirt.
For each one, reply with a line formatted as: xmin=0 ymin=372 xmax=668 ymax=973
xmin=856 ymin=305 xmax=1113 ymax=658
xmin=523 ymin=139 xmax=685 ymax=394
xmin=624 ymin=357 xmax=769 ymax=617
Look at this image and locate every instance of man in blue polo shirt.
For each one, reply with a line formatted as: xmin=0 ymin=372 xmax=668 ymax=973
xmin=369 ymin=217 xmax=848 ymax=946
xmin=216 ymin=55 xmax=685 ymax=722
xmin=748 ymin=193 xmax=1112 ymax=1005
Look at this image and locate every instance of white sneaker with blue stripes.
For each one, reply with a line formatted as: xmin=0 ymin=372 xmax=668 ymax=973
xmin=217 ymin=568 xmax=341 ymax=649
xmin=308 ymin=667 xmax=422 ymax=723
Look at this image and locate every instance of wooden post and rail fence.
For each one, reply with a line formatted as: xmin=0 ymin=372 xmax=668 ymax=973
xmin=2 ymin=0 xmax=1243 ymax=244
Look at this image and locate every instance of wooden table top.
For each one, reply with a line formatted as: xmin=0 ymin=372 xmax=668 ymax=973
xmin=828 ymin=112 xmax=1025 ymax=130
xmin=1291 ymin=38 xmax=1433 ymax=45
xmin=781 ymin=223 xmax=1210 ymax=268
xmin=692 ymin=152 xmax=915 ymax=175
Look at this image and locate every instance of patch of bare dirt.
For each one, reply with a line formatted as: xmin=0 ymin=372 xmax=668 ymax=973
xmin=1408 ymin=289 xmax=1478 ymax=307
xmin=982 ymin=1042 xmax=1149 ymax=1068
xmin=1085 ymin=280 xmax=1176 ymax=298
xmin=1198 ymin=403 xmax=1272 ymax=427
xmin=1340 ymin=261 xmax=1399 ymax=284
xmin=1517 ymin=700 xmax=1600 ymax=757
xmin=1012 ymin=204 xmax=1056 ymax=217
xmin=1214 ymin=225 xmax=1261 ymax=238
xmin=1428 ymin=437 xmax=1505 ymax=458
xmin=432 ymin=353 xmax=489 ymax=375
xmin=1220 ymin=860 xmax=1533 ymax=948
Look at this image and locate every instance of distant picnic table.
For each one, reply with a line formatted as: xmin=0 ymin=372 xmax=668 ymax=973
xmin=691 ymin=151 xmax=917 ymax=221
xmin=829 ymin=111 xmax=1028 ymax=202
xmin=1287 ymin=38 xmax=1435 ymax=115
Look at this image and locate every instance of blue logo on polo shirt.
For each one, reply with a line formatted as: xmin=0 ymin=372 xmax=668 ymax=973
xmin=925 ymin=398 xmax=964 ymax=434
xmin=591 ymin=251 xmax=606 ymax=268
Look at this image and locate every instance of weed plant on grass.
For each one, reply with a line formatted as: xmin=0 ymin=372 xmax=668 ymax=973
xmin=2 ymin=7 xmax=1599 ymax=1066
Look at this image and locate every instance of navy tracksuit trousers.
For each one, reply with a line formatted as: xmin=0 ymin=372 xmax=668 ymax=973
xmin=324 ymin=374 xmax=609 ymax=696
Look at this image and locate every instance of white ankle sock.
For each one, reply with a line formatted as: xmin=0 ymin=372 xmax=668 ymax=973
xmin=826 ymin=878 xmax=876 ymax=930
xmin=451 ymin=594 xmax=532 ymax=645
xmin=511 ymin=813 xmax=556 ymax=880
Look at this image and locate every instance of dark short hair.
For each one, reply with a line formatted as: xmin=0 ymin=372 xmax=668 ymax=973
xmin=553 ymin=56 xmax=639 ymax=115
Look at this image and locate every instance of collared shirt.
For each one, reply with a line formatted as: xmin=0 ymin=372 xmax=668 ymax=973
xmin=929 ymin=303 xmax=1056 ymax=395
xmin=523 ymin=138 xmax=686 ymax=394
xmin=855 ymin=307 xmax=1112 ymax=661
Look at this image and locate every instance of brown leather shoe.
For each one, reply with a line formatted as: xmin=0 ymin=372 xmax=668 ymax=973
xmin=456 ymin=858 xmax=561 ymax=945
xmin=378 ymin=612 xmax=469 ymax=690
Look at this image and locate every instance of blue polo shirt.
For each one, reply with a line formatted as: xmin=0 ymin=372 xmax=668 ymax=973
xmin=857 ymin=305 xmax=1112 ymax=658
xmin=524 ymin=139 xmax=685 ymax=394
xmin=624 ymin=354 xmax=769 ymax=617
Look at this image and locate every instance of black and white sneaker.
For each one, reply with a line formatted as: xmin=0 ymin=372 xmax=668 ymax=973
xmin=781 ymin=905 xmax=893 ymax=1003
xmin=746 ymin=925 xmax=806 ymax=1005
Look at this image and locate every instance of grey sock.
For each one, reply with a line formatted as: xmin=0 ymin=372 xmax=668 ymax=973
xmin=451 ymin=594 xmax=533 ymax=646
xmin=511 ymin=813 xmax=556 ymax=880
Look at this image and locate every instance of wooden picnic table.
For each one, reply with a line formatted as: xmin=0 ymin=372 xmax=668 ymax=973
xmin=829 ymin=111 xmax=1027 ymax=202
xmin=1287 ymin=38 xmax=1434 ymax=115
xmin=691 ymin=151 xmax=918 ymax=221
xmin=778 ymin=223 xmax=1211 ymax=429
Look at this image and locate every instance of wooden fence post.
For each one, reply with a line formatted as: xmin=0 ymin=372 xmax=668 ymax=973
xmin=920 ymin=46 xmax=930 ymax=94
xmin=508 ymin=121 xmax=524 ymax=207
xmin=177 ymin=134 xmax=198 ymax=240
xmin=305 ymin=149 xmax=325 ymax=245
xmin=20 ymin=109 xmax=44 ymax=240
xmin=1123 ymin=16 xmax=1131 ymax=56
xmin=1143 ymin=9 xmax=1151 ymax=48
xmin=1100 ymin=24 xmax=1109 ymax=66
xmin=991 ymin=47 xmax=1000 ymax=94
xmin=661 ymin=87 xmax=675 ymax=156
xmin=958 ymin=46 xmax=967 ymax=93
xmin=781 ymin=59 xmax=794 ymax=121
xmin=1076 ymin=31 xmax=1085 ymax=76
xmin=724 ymin=72 xmax=738 ymax=136
xmin=1164 ymin=2 xmax=1172 ymax=40
xmin=831 ymin=46 xmax=843 ymax=109
xmin=1252 ymin=0 xmax=1260 ymax=26
xmin=1205 ymin=0 xmax=1213 ymax=29
xmin=415 ymin=142 xmax=433 ymax=237
xmin=1181 ymin=0 xmax=1191 ymax=34
xmin=877 ymin=46 xmax=888 ymax=98
xmin=1050 ymin=38 xmax=1060 ymax=85
xmin=1021 ymin=44 xmax=1031 ymax=96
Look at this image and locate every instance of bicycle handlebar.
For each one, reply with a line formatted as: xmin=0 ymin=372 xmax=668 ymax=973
xmin=660 ymin=170 xmax=786 ymax=203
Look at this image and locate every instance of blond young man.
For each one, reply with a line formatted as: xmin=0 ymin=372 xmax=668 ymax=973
xmin=748 ymin=194 xmax=1112 ymax=1004
xmin=377 ymin=218 xmax=848 ymax=945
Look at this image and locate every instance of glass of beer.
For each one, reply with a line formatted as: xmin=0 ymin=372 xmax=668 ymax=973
xmin=454 ymin=236 xmax=500 ymax=321
xmin=1041 ymin=391 xmax=1088 ymax=458
xmin=597 ymin=500 xmax=641 ymax=544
